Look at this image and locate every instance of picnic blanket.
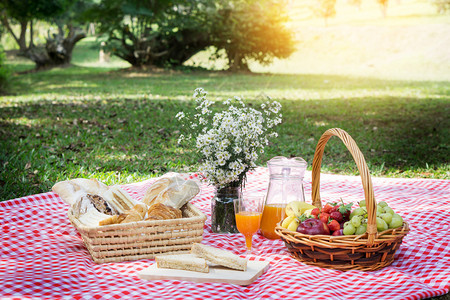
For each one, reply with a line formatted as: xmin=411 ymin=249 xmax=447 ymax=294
xmin=1 ymin=167 xmax=449 ymax=299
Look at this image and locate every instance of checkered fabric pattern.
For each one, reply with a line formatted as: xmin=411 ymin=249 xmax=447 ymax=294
xmin=1 ymin=167 xmax=449 ymax=299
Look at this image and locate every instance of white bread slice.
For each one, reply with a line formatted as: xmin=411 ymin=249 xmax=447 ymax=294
xmin=191 ymin=243 xmax=247 ymax=271
xmin=155 ymin=254 xmax=209 ymax=273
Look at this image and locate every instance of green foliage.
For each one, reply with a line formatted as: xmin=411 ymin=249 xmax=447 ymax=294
xmin=84 ymin=0 xmax=295 ymax=70
xmin=212 ymin=0 xmax=296 ymax=71
xmin=0 ymin=46 xmax=11 ymax=94
xmin=85 ymin=0 xmax=215 ymax=67
xmin=1 ymin=0 xmax=73 ymax=22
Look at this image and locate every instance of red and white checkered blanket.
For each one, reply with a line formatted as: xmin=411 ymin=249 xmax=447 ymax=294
xmin=1 ymin=167 xmax=449 ymax=299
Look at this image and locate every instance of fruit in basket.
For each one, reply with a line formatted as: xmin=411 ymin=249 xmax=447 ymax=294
xmin=311 ymin=207 xmax=320 ymax=217
xmin=304 ymin=208 xmax=314 ymax=217
xmin=376 ymin=217 xmax=389 ymax=232
xmin=380 ymin=213 xmax=393 ymax=224
xmin=343 ymin=222 xmax=356 ymax=235
xmin=351 ymin=215 xmax=362 ymax=227
xmin=285 ymin=201 xmax=316 ymax=217
xmin=319 ymin=212 xmax=330 ymax=224
xmin=322 ymin=204 xmax=334 ymax=214
xmin=297 ymin=218 xmax=330 ymax=235
xmin=281 ymin=215 xmax=297 ymax=229
xmin=389 ymin=214 xmax=404 ymax=229
xmin=330 ymin=211 xmax=343 ymax=223
xmin=383 ymin=206 xmax=395 ymax=215
xmin=332 ymin=229 xmax=343 ymax=236
xmin=327 ymin=219 xmax=341 ymax=232
xmin=355 ymin=223 xmax=367 ymax=235
xmin=287 ymin=219 xmax=300 ymax=231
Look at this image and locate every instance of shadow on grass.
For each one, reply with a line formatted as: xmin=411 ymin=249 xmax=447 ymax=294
xmin=1 ymin=90 xmax=449 ymax=199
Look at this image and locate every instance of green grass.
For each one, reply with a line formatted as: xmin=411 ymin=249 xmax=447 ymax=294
xmin=0 ymin=61 xmax=448 ymax=200
xmin=0 ymin=1 xmax=449 ymax=201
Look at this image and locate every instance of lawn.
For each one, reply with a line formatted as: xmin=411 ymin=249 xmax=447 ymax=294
xmin=0 ymin=0 xmax=449 ymax=201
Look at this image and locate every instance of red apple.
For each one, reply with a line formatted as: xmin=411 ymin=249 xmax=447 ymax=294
xmin=297 ymin=218 xmax=330 ymax=235
xmin=332 ymin=229 xmax=344 ymax=236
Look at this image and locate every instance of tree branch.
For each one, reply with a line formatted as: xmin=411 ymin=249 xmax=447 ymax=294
xmin=1 ymin=15 xmax=20 ymax=46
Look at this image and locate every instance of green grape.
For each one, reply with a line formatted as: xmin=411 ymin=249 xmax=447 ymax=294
xmin=355 ymin=224 xmax=367 ymax=235
xmin=378 ymin=201 xmax=388 ymax=208
xmin=359 ymin=200 xmax=366 ymax=207
xmin=376 ymin=217 xmax=389 ymax=232
xmin=351 ymin=215 xmax=361 ymax=227
xmin=376 ymin=206 xmax=384 ymax=214
xmin=384 ymin=207 xmax=395 ymax=215
xmin=389 ymin=216 xmax=403 ymax=229
xmin=343 ymin=223 xmax=356 ymax=235
xmin=350 ymin=207 xmax=366 ymax=219
xmin=381 ymin=213 xmax=393 ymax=224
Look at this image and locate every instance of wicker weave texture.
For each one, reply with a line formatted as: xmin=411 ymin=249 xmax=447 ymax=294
xmin=275 ymin=128 xmax=410 ymax=271
xmin=69 ymin=203 xmax=206 ymax=264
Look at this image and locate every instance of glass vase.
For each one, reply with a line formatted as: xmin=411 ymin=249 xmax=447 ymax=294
xmin=210 ymin=185 xmax=240 ymax=234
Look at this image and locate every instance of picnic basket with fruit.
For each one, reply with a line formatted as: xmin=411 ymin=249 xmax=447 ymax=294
xmin=275 ymin=128 xmax=410 ymax=271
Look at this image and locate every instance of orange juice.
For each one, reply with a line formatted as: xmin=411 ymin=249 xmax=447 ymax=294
xmin=260 ymin=204 xmax=286 ymax=239
xmin=235 ymin=212 xmax=262 ymax=250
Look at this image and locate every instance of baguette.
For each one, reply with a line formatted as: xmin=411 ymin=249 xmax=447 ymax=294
xmin=191 ymin=243 xmax=247 ymax=271
xmin=155 ymin=254 xmax=209 ymax=273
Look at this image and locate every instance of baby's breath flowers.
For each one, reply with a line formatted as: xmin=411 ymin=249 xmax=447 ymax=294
xmin=177 ymin=88 xmax=282 ymax=188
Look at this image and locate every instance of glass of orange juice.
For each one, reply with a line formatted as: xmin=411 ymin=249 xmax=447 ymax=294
xmin=233 ymin=195 xmax=265 ymax=254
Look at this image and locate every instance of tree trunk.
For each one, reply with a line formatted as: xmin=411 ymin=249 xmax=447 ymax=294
xmin=1 ymin=16 xmax=28 ymax=52
xmin=26 ymin=24 xmax=86 ymax=69
xmin=29 ymin=20 xmax=34 ymax=48
xmin=228 ymin=52 xmax=250 ymax=72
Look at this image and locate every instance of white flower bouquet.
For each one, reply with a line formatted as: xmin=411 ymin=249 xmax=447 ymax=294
xmin=176 ymin=88 xmax=282 ymax=189
xmin=176 ymin=88 xmax=282 ymax=233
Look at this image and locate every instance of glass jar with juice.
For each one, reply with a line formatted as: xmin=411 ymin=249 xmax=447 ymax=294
xmin=260 ymin=156 xmax=307 ymax=239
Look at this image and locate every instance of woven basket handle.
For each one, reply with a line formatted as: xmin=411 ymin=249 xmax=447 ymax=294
xmin=311 ymin=128 xmax=378 ymax=245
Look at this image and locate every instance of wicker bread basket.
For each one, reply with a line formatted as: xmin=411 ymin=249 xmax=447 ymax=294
xmin=68 ymin=203 xmax=206 ymax=264
xmin=275 ymin=128 xmax=410 ymax=271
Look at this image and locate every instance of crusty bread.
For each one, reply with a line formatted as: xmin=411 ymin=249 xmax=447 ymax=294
xmin=145 ymin=203 xmax=182 ymax=221
xmin=142 ymin=177 xmax=171 ymax=207
xmin=160 ymin=179 xmax=200 ymax=209
xmin=142 ymin=174 xmax=200 ymax=209
xmin=156 ymin=254 xmax=209 ymax=273
xmin=191 ymin=243 xmax=247 ymax=271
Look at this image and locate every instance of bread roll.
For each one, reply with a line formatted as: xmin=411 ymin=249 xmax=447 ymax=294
xmin=146 ymin=203 xmax=182 ymax=221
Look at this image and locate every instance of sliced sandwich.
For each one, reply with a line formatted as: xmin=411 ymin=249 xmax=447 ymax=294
xmin=155 ymin=254 xmax=209 ymax=273
xmin=191 ymin=243 xmax=247 ymax=271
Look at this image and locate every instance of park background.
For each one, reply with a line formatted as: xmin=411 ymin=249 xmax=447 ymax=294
xmin=0 ymin=0 xmax=449 ymax=205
